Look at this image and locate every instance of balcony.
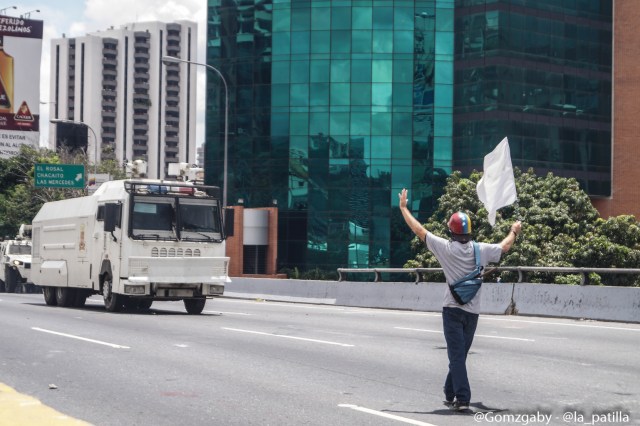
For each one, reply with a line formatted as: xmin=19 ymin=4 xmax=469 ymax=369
xmin=133 ymin=112 xmax=149 ymax=120
xmin=102 ymin=99 xmax=117 ymax=109
xmin=165 ymin=135 xmax=179 ymax=144
xmin=134 ymin=123 xmax=149 ymax=132
xmin=134 ymin=62 xmax=150 ymax=71
xmin=166 ymin=44 xmax=180 ymax=54
xmin=102 ymin=57 xmax=117 ymax=67
xmin=102 ymin=46 xmax=117 ymax=56
xmin=134 ymin=81 xmax=149 ymax=91
xmin=102 ymin=129 xmax=117 ymax=139
xmin=133 ymin=92 xmax=150 ymax=102
xmin=133 ymin=134 xmax=148 ymax=143
xmin=165 ymin=93 xmax=180 ymax=103
xmin=134 ymin=40 xmax=150 ymax=49
xmin=103 ymin=68 xmax=117 ymax=78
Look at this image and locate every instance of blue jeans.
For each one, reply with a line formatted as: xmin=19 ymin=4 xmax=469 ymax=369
xmin=442 ymin=307 xmax=479 ymax=403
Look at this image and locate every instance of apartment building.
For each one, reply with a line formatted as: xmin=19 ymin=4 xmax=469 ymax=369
xmin=48 ymin=21 xmax=198 ymax=179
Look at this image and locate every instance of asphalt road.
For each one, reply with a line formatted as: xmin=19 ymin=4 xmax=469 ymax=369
xmin=0 ymin=292 xmax=638 ymax=426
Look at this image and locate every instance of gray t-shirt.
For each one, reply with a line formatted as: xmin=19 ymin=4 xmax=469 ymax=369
xmin=425 ymin=232 xmax=503 ymax=314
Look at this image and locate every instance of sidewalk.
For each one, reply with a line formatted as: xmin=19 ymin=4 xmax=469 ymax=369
xmin=0 ymin=383 xmax=90 ymax=426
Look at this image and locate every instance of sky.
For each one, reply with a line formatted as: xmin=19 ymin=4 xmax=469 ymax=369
xmin=10 ymin=0 xmax=208 ymax=147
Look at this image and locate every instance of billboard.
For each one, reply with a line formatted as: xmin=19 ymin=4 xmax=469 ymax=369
xmin=0 ymin=15 xmax=43 ymax=158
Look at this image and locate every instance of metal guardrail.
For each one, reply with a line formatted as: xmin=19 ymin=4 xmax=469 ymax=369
xmin=336 ymin=267 xmax=640 ymax=285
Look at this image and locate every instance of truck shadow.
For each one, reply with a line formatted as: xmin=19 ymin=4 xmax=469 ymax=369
xmin=26 ymin=302 xmax=222 ymax=316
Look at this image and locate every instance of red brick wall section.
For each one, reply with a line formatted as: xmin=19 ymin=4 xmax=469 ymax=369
xmin=225 ymin=206 xmax=244 ymax=277
xmin=592 ymin=1 xmax=640 ymax=219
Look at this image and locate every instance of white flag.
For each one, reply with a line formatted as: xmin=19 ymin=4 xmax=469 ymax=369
xmin=476 ymin=137 xmax=517 ymax=226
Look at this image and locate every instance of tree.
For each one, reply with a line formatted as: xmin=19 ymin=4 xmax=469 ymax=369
xmin=405 ymin=168 xmax=640 ymax=286
xmin=0 ymin=145 xmax=126 ymax=238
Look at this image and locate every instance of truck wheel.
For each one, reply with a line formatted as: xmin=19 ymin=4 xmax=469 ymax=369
xmin=5 ymin=267 xmax=17 ymax=293
xmin=183 ymin=298 xmax=206 ymax=315
xmin=103 ymin=277 xmax=122 ymax=312
xmin=56 ymin=287 xmax=75 ymax=307
xmin=43 ymin=287 xmax=57 ymax=306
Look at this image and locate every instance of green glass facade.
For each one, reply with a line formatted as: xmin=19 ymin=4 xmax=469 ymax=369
xmin=205 ymin=0 xmax=611 ymax=272
xmin=454 ymin=0 xmax=612 ymax=195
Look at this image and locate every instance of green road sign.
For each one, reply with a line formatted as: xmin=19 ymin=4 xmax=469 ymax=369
xmin=35 ymin=163 xmax=85 ymax=189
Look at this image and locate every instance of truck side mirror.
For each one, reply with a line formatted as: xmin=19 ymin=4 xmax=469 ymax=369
xmin=104 ymin=203 xmax=120 ymax=232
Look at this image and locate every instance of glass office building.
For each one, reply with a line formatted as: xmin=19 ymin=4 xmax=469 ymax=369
xmin=205 ymin=0 xmax=611 ymax=272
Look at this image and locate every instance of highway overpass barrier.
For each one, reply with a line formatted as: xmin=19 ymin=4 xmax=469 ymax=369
xmin=225 ymin=277 xmax=640 ymax=323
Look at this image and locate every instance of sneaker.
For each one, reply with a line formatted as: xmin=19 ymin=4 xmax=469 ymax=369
xmin=452 ymin=401 xmax=471 ymax=412
xmin=443 ymin=400 xmax=455 ymax=409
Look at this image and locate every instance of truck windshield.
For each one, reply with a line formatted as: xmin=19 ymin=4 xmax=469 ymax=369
xmin=130 ymin=196 xmax=222 ymax=242
xmin=8 ymin=244 xmax=31 ymax=255
xmin=131 ymin=197 xmax=176 ymax=240
xmin=178 ymin=199 xmax=222 ymax=242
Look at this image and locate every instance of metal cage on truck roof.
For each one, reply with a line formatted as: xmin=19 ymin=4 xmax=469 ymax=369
xmin=123 ymin=180 xmax=221 ymax=198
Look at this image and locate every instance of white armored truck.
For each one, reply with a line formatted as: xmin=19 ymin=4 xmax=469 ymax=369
xmin=30 ymin=179 xmax=230 ymax=314
xmin=0 ymin=225 xmax=35 ymax=293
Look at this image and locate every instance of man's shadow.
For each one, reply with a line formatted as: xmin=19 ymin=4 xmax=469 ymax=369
xmin=383 ymin=402 xmax=508 ymax=416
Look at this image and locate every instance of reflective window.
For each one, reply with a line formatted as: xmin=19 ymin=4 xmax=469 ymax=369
xmin=372 ymin=60 xmax=393 ymax=83
xmin=331 ymin=59 xmax=351 ymax=82
xmin=291 ymin=7 xmax=310 ymax=31
xmin=291 ymin=31 xmax=310 ymax=54
xmin=331 ymin=30 xmax=351 ymax=54
xmin=352 ymin=30 xmax=372 ymax=53
xmin=311 ymin=31 xmax=331 ymax=54
xmin=330 ymin=83 xmax=350 ymax=106
xmin=352 ymin=7 xmax=372 ymax=30
xmin=372 ymin=30 xmax=393 ymax=53
xmin=310 ymin=60 xmax=330 ymax=82
xmin=331 ymin=7 xmax=351 ymax=30
xmin=290 ymin=61 xmax=309 ymax=83
xmin=373 ymin=7 xmax=393 ymax=30
xmin=351 ymin=60 xmax=372 ymax=83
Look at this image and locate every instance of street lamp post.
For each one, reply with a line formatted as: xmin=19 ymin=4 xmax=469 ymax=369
xmin=50 ymin=118 xmax=98 ymax=175
xmin=0 ymin=6 xmax=16 ymax=15
xmin=162 ymin=55 xmax=228 ymax=207
xmin=21 ymin=9 xmax=39 ymax=18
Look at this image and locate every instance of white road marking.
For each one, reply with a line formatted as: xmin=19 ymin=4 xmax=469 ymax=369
xmin=32 ymin=327 xmax=130 ymax=349
xmin=394 ymin=327 xmax=535 ymax=342
xmin=174 ymin=344 xmax=189 ymax=348
xmin=204 ymin=310 xmax=252 ymax=316
xmin=338 ymin=404 xmax=438 ymax=426
xmin=481 ymin=316 xmax=640 ymax=332
xmin=220 ymin=298 xmax=348 ymax=311
xmin=221 ymin=327 xmax=354 ymax=347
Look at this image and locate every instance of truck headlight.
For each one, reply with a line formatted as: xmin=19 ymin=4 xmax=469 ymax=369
xmin=124 ymin=285 xmax=146 ymax=295
xmin=208 ymin=284 xmax=224 ymax=295
xmin=12 ymin=260 xmax=23 ymax=266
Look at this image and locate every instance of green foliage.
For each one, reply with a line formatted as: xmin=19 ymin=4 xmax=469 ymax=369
xmin=405 ymin=168 xmax=640 ymax=286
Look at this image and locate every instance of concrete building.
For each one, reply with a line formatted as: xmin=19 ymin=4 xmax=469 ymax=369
xmin=204 ymin=0 xmax=614 ymax=273
xmin=47 ymin=21 xmax=198 ymax=179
